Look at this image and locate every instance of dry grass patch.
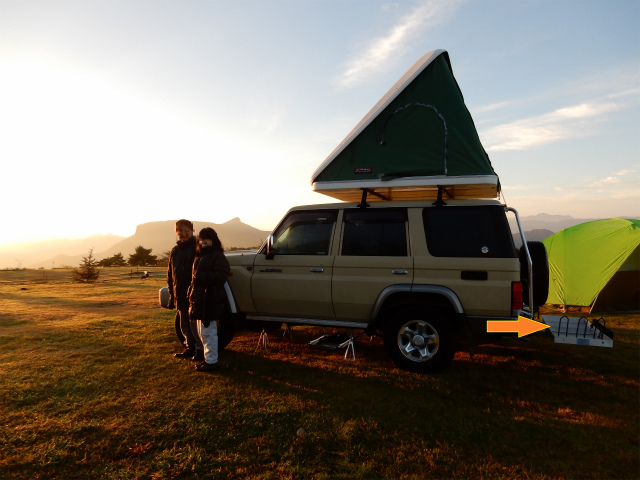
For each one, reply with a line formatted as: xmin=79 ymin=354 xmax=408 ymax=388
xmin=0 ymin=277 xmax=638 ymax=479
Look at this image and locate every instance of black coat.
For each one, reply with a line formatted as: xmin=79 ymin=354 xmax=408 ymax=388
xmin=188 ymin=247 xmax=230 ymax=325
xmin=167 ymin=236 xmax=197 ymax=309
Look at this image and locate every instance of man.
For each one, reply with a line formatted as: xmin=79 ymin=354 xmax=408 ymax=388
xmin=167 ymin=219 xmax=203 ymax=361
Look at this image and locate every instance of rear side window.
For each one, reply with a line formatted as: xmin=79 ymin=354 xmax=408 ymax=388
xmin=342 ymin=208 xmax=408 ymax=256
xmin=271 ymin=210 xmax=337 ymax=255
xmin=423 ymin=206 xmax=516 ymax=258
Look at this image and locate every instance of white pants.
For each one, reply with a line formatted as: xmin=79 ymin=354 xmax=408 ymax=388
xmin=197 ymin=320 xmax=218 ymax=364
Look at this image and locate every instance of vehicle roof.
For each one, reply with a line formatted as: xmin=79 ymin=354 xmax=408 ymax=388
xmin=287 ymin=198 xmax=507 ymax=212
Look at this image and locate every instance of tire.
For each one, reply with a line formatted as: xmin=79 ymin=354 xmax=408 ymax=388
xmin=519 ymin=241 xmax=549 ymax=311
xmin=174 ymin=315 xmax=186 ymax=346
xmin=383 ymin=306 xmax=455 ymax=374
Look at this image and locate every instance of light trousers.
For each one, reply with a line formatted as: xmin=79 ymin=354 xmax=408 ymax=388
xmin=197 ymin=320 xmax=218 ymax=365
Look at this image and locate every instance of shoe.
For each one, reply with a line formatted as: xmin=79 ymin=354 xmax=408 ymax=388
xmin=174 ymin=348 xmax=195 ymax=359
xmin=195 ymin=362 xmax=219 ymax=372
xmin=192 ymin=350 xmax=204 ymax=361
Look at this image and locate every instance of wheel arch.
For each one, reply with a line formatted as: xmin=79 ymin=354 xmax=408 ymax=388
xmin=223 ymin=281 xmax=239 ymax=314
xmin=367 ymin=285 xmax=464 ymax=333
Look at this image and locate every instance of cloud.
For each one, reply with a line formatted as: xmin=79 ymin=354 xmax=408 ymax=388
xmin=553 ymin=172 xmax=640 ymax=192
xmin=334 ymin=0 xmax=461 ymax=89
xmin=483 ymin=101 xmax=626 ymax=151
xmin=477 ymin=64 xmax=640 ymax=152
xmin=472 ymin=101 xmax=515 ymax=116
xmin=616 ymin=168 xmax=639 ymax=176
xmin=551 ymin=102 xmax=619 ymax=120
xmin=593 ymin=176 xmax=622 ymax=186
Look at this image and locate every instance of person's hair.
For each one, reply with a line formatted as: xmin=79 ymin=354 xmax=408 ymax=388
xmin=197 ymin=227 xmax=223 ymax=253
xmin=176 ymin=219 xmax=193 ymax=230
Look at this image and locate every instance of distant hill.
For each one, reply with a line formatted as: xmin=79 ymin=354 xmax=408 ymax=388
xmin=0 ymin=219 xmax=269 ymax=269
xmin=508 ymin=213 xmax=640 ymax=249
xmin=98 ymin=218 xmax=269 ymax=261
xmin=512 ymin=229 xmax=555 ymax=249
xmin=509 ymin=213 xmax=600 ymax=233
xmin=0 ymin=234 xmax=126 ymax=270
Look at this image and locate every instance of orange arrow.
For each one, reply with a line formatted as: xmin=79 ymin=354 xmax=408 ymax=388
xmin=486 ymin=316 xmax=550 ymax=338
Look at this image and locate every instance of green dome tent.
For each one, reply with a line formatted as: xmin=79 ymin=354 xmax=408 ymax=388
xmin=542 ymin=218 xmax=640 ymax=312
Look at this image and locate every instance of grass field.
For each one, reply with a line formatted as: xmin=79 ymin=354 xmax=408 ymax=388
xmin=0 ymin=272 xmax=638 ymax=479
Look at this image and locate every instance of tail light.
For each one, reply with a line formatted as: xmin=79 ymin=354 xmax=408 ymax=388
xmin=511 ymin=281 xmax=523 ymax=312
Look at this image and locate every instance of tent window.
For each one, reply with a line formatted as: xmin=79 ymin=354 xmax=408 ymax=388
xmin=342 ymin=209 xmax=408 ymax=256
xmin=423 ymin=206 xmax=516 ymax=258
xmin=271 ymin=211 xmax=337 ymax=256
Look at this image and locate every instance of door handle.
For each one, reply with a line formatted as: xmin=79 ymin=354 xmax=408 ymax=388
xmin=392 ymin=270 xmax=409 ymax=275
xmin=309 ymin=268 xmax=324 ymax=273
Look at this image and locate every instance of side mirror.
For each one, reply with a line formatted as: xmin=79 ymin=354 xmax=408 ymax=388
xmin=265 ymin=235 xmax=275 ymax=260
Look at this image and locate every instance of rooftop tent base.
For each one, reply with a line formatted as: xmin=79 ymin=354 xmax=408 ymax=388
xmin=313 ymin=175 xmax=499 ymax=203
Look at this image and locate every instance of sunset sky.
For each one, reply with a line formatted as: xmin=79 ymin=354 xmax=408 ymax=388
xmin=1 ymin=0 xmax=638 ymax=246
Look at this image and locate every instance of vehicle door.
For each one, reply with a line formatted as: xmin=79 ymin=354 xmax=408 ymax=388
xmin=332 ymin=208 xmax=413 ymax=321
xmin=417 ymin=205 xmax=519 ymax=317
xmin=252 ymin=210 xmax=338 ymax=318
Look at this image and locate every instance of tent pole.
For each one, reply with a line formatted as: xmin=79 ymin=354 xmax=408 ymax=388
xmin=589 ymin=294 xmax=599 ymax=314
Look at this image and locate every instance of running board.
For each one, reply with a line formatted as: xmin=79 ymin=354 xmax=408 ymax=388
xmin=541 ymin=315 xmax=614 ymax=348
xmin=245 ymin=315 xmax=369 ymax=329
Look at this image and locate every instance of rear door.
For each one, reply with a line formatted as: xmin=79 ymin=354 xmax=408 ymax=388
xmin=252 ymin=210 xmax=337 ymax=318
xmin=332 ymin=208 xmax=413 ymax=320
xmin=417 ymin=205 xmax=519 ymax=317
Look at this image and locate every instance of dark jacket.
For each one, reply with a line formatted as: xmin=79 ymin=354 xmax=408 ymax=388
xmin=188 ymin=247 xmax=230 ymax=326
xmin=167 ymin=236 xmax=197 ymax=309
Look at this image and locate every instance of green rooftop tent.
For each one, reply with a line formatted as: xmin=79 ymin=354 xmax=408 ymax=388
xmin=542 ymin=218 xmax=640 ymax=312
xmin=311 ymin=49 xmax=500 ymax=202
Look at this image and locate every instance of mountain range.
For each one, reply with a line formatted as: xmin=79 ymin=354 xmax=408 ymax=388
xmin=1 ymin=213 xmax=637 ymax=269
xmin=0 ymin=218 xmax=270 ymax=269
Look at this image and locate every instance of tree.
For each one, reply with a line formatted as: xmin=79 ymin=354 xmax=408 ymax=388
xmin=128 ymin=246 xmax=157 ymax=266
xmin=156 ymin=250 xmax=171 ymax=267
xmin=98 ymin=252 xmax=127 ymax=267
xmin=72 ymin=248 xmax=100 ymax=283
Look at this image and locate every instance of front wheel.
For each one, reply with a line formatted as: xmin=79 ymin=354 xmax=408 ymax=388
xmin=383 ymin=306 xmax=455 ymax=373
xmin=218 ymin=314 xmax=235 ymax=350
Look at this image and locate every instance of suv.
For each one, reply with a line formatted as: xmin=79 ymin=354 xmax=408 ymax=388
xmin=160 ymin=197 xmax=546 ymax=373
xmin=160 ymin=49 xmax=552 ymax=372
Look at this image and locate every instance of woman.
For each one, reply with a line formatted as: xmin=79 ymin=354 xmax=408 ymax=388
xmin=187 ymin=227 xmax=230 ymax=372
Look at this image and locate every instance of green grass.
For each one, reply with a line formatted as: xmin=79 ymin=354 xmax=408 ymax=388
xmin=0 ymin=266 xmax=166 ymax=284
xmin=0 ymin=276 xmax=638 ymax=479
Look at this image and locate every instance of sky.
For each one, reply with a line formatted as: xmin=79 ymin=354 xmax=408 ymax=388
xmin=1 ymin=0 xmax=639 ymax=246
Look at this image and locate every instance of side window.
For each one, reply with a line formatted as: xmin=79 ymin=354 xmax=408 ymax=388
xmin=342 ymin=208 xmax=408 ymax=256
xmin=271 ymin=210 xmax=337 ymax=255
xmin=423 ymin=206 xmax=516 ymax=258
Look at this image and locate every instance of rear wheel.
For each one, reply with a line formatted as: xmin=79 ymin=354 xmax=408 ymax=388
xmin=383 ymin=306 xmax=455 ymax=373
